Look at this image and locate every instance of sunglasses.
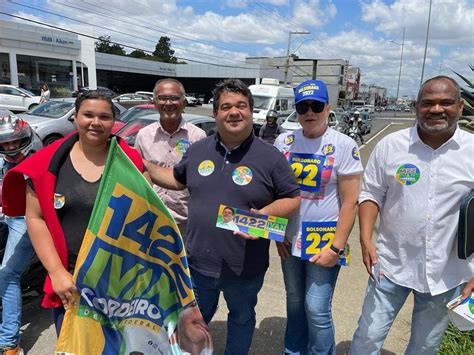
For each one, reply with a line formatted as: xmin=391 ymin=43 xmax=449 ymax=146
xmin=295 ymin=101 xmax=325 ymax=114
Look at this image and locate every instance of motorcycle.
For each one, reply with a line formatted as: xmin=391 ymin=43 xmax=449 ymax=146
xmin=347 ymin=125 xmax=362 ymax=146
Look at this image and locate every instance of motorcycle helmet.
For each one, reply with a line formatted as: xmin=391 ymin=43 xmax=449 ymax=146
xmin=0 ymin=115 xmax=33 ymax=164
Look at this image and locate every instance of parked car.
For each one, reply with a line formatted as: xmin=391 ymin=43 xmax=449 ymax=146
xmin=184 ymin=95 xmax=197 ymax=107
xmin=113 ymin=104 xmax=157 ymax=132
xmin=135 ymin=91 xmax=154 ymax=99
xmin=72 ymin=86 xmax=117 ymax=98
xmin=0 ymin=85 xmax=42 ymax=111
xmin=116 ymin=113 xmax=216 ymax=146
xmin=18 ymin=98 xmax=126 ymax=145
xmin=187 ymin=93 xmax=203 ymax=105
xmin=281 ymin=110 xmax=337 ymax=132
xmin=112 ymin=93 xmax=152 ymax=109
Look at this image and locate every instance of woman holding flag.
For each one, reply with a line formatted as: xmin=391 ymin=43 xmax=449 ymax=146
xmin=3 ymin=91 xmax=212 ymax=354
xmin=2 ymin=91 xmax=144 ymax=334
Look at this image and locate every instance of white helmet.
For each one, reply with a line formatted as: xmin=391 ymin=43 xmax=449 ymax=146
xmin=0 ymin=115 xmax=33 ymax=164
xmin=354 ymin=111 xmax=360 ymax=115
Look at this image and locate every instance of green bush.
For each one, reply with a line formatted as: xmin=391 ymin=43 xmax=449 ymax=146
xmin=439 ymin=323 xmax=474 ymax=354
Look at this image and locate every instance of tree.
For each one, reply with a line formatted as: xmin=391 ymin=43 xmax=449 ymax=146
xmin=153 ymin=36 xmax=178 ymax=64
xmin=129 ymin=49 xmax=150 ymax=59
xmin=95 ymin=35 xmax=126 ymax=56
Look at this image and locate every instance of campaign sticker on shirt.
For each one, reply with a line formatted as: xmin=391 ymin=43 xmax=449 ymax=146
xmin=175 ymin=139 xmax=190 ymax=155
xmin=289 ymin=153 xmax=324 ymax=192
xmin=54 ymin=193 xmax=65 ymax=209
xmin=215 ymin=204 xmax=287 ymax=242
xmin=322 ymin=143 xmax=336 ymax=156
xmin=198 ymin=160 xmax=215 ymax=176
xmin=300 ymin=221 xmax=350 ymax=266
xmin=352 ymin=147 xmax=360 ymax=161
xmin=284 ymin=134 xmax=295 ymax=145
xmin=395 ymin=164 xmax=420 ymax=185
xmin=232 ymin=166 xmax=253 ymax=186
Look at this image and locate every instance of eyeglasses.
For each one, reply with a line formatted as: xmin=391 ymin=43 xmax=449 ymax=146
xmin=295 ymin=101 xmax=325 ymax=114
xmin=156 ymin=95 xmax=182 ymax=102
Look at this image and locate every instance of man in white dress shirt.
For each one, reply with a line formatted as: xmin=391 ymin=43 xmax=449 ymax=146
xmin=350 ymin=76 xmax=474 ymax=354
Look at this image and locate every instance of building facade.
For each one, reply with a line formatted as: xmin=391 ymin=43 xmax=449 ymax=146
xmin=0 ymin=19 xmax=282 ymax=97
xmin=246 ymin=56 xmax=349 ymax=108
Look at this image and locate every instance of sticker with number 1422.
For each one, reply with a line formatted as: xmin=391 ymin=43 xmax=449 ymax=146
xmin=301 ymin=221 xmax=350 ymax=266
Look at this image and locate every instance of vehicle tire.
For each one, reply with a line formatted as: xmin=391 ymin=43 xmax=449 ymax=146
xmin=28 ymin=103 xmax=38 ymax=110
xmin=43 ymin=134 xmax=62 ymax=146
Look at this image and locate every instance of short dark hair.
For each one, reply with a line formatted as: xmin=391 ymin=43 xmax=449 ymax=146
xmin=153 ymin=78 xmax=186 ymax=99
xmin=417 ymin=76 xmax=461 ymax=102
xmin=212 ymin=79 xmax=253 ymax=113
xmin=75 ymin=90 xmax=116 ymax=119
xmin=223 ymin=206 xmax=234 ymax=215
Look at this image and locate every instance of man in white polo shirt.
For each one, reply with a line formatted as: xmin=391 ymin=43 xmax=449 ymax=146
xmin=134 ymin=79 xmax=206 ymax=238
xmin=350 ymin=76 xmax=474 ymax=354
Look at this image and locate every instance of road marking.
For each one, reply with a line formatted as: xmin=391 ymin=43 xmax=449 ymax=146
xmin=360 ymin=123 xmax=404 ymax=150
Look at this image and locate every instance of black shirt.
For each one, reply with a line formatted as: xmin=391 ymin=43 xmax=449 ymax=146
xmin=174 ymin=132 xmax=299 ymax=279
xmin=55 ymin=154 xmax=100 ymax=269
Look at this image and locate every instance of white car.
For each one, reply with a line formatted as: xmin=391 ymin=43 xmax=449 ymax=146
xmin=281 ymin=110 xmax=337 ymax=132
xmin=0 ymin=85 xmax=41 ymax=111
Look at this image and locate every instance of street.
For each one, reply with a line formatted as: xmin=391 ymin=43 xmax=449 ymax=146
xmin=18 ymin=114 xmax=416 ymax=354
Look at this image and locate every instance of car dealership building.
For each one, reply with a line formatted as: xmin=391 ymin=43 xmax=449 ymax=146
xmin=0 ymin=19 xmax=284 ymax=97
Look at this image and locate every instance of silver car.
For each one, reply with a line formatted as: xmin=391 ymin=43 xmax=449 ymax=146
xmin=18 ymin=98 xmax=126 ymax=145
xmin=0 ymin=85 xmax=41 ymax=111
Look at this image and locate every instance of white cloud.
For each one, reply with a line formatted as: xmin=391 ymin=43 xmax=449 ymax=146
xmin=361 ymin=0 xmax=474 ymax=45
xmin=292 ymin=0 xmax=337 ymax=28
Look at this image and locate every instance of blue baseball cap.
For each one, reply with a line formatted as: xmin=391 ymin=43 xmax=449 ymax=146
xmin=294 ymin=80 xmax=329 ymax=104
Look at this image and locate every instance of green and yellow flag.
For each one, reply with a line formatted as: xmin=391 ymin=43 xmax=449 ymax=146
xmin=56 ymin=138 xmax=212 ymax=354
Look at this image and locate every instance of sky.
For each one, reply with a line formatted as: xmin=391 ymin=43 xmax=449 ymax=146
xmin=1 ymin=0 xmax=473 ymax=98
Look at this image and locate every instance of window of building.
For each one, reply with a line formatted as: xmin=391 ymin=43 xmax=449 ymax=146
xmin=16 ymin=55 xmax=73 ymax=96
xmin=0 ymin=53 xmax=10 ymax=84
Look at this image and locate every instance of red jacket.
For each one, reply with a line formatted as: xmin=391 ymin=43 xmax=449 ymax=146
xmin=2 ymin=133 xmax=144 ymax=308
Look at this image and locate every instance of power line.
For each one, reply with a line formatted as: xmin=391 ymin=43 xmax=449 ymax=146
xmin=7 ymin=0 xmax=251 ymax=65
xmin=0 ymin=11 xmax=277 ymax=71
xmin=251 ymin=0 xmax=307 ymax=32
xmin=66 ymin=0 xmax=251 ymax=54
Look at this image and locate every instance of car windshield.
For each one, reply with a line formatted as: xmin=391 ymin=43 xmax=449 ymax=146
xmin=17 ymin=88 xmax=35 ymax=96
xmin=253 ymin=95 xmax=273 ymax=110
xmin=286 ymin=111 xmax=298 ymax=123
xmin=26 ymin=101 xmax=74 ymax=118
xmin=117 ymin=106 xmax=156 ymax=123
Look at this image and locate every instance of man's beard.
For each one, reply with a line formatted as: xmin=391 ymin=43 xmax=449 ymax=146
xmin=418 ymin=115 xmax=455 ymax=133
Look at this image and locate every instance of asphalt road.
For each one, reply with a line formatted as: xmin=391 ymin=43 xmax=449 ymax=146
xmin=17 ymin=113 xmax=416 ymax=354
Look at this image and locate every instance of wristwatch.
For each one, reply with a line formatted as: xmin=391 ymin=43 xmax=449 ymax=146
xmin=329 ymin=244 xmax=344 ymax=256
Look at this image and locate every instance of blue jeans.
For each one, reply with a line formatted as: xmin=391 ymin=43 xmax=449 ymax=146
xmin=191 ymin=269 xmax=265 ymax=355
xmin=350 ymin=276 xmax=465 ymax=355
xmin=281 ymin=254 xmax=340 ymax=355
xmin=0 ymin=217 xmax=34 ymax=348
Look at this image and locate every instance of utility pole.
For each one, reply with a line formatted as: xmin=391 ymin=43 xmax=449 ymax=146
xmin=395 ymin=27 xmax=405 ymax=108
xmin=420 ymin=0 xmax=432 ymax=88
xmin=284 ymin=30 xmax=310 ymax=84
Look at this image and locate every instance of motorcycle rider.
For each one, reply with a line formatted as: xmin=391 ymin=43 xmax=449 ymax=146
xmin=0 ymin=115 xmax=39 ymax=355
xmin=349 ymin=111 xmax=365 ymax=144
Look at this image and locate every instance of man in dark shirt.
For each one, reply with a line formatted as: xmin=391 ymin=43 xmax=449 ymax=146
xmin=145 ymin=79 xmax=300 ymax=355
xmin=258 ymin=109 xmax=283 ymax=144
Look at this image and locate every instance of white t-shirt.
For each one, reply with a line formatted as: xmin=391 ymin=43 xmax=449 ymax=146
xmin=274 ymin=127 xmax=363 ymax=256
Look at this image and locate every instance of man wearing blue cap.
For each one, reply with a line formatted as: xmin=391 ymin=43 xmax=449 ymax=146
xmin=274 ymin=79 xmax=362 ymax=354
